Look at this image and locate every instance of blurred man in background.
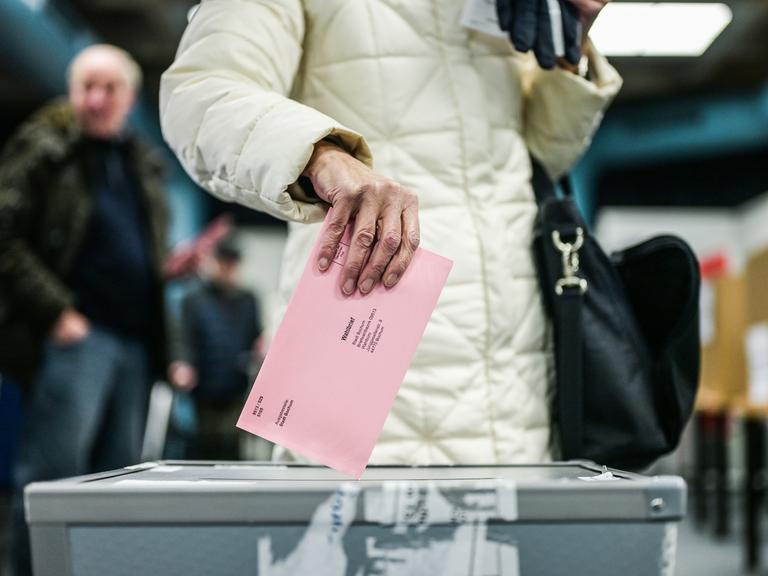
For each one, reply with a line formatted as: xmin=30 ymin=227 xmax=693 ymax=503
xmin=169 ymin=235 xmax=264 ymax=461
xmin=0 ymin=44 xmax=169 ymax=575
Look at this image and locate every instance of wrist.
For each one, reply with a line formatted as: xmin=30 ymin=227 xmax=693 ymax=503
xmin=302 ymin=140 xmax=348 ymax=184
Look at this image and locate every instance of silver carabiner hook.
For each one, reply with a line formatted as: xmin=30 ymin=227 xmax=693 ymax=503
xmin=552 ymin=228 xmax=587 ymax=295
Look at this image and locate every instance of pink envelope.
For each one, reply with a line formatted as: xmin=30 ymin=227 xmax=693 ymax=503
xmin=237 ymin=210 xmax=453 ymax=478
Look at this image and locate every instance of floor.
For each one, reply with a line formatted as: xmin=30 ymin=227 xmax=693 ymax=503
xmin=676 ymin=505 xmax=768 ymax=576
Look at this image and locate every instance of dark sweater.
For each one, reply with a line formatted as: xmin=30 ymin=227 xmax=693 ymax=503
xmin=181 ymin=282 xmax=262 ymax=404
xmin=69 ymin=138 xmax=155 ymax=338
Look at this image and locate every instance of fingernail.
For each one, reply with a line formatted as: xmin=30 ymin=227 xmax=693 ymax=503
xmin=343 ymin=278 xmax=355 ymax=295
xmin=360 ymin=278 xmax=373 ymax=293
xmin=385 ymin=273 xmax=398 ymax=287
xmin=319 ymin=257 xmax=329 ymax=271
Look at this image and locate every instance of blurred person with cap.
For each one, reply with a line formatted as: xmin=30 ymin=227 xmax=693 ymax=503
xmin=169 ymin=234 xmax=264 ymax=460
xmin=0 ymin=44 xmax=169 ymax=575
xmin=160 ymin=2 xmax=621 ymax=468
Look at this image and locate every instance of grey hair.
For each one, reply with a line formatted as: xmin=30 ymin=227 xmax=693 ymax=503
xmin=67 ymin=44 xmax=143 ymax=92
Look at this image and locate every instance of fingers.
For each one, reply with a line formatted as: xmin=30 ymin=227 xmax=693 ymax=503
xmin=328 ymin=183 xmax=419 ymax=296
xmin=382 ymin=199 xmax=420 ymax=289
xmin=559 ymin=0 xmax=582 ymax=64
xmin=496 ymin=0 xmax=515 ymax=32
xmin=534 ymin=0 xmax=557 ymax=69
xmin=512 ymin=0 xmax=538 ymax=52
xmin=357 ymin=203 xmax=402 ymax=294
xmin=317 ymin=199 xmax=353 ymax=272
xmin=340 ymin=198 xmax=377 ymax=295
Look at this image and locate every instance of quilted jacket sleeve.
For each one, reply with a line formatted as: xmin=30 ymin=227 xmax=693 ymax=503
xmin=523 ymin=43 xmax=622 ymax=180
xmin=160 ymin=0 xmax=373 ymax=223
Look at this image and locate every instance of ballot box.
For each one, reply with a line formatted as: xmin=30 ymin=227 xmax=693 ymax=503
xmin=26 ymin=461 xmax=684 ymax=576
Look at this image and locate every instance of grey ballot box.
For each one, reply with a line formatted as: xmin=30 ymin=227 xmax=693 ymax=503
xmin=26 ymin=461 xmax=684 ymax=576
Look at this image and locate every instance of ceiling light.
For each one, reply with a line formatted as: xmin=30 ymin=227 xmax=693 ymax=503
xmin=590 ymin=3 xmax=733 ymax=57
xmin=21 ymin=0 xmax=47 ymax=11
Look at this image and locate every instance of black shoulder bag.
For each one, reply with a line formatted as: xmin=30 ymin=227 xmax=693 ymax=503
xmin=531 ymin=159 xmax=701 ymax=470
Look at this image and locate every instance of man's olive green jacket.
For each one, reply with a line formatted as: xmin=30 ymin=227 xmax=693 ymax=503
xmin=0 ymin=101 xmax=169 ymax=383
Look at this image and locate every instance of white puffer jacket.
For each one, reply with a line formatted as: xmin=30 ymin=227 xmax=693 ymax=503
xmin=160 ymin=0 xmax=622 ymax=465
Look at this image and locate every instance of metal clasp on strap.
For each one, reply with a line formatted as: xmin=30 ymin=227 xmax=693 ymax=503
xmin=552 ymin=228 xmax=588 ymax=295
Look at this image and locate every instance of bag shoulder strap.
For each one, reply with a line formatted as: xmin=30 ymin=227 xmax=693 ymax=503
xmin=530 ymin=155 xmax=584 ymax=459
xmin=555 ymin=290 xmax=584 ymax=458
xmin=530 ymin=156 xmax=573 ymax=206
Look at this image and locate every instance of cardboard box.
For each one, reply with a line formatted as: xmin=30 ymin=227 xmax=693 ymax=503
xmin=696 ymin=275 xmax=747 ymax=412
xmin=746 ymin=249 xmax=768 ymax=324
xmin=741 ymin=249 xmax=768 ymax=415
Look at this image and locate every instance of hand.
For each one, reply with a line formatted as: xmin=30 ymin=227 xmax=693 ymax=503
xmin=163 ymin=214 xmax=233 ymax=280
xmin=252 ymin=336 xmax=265 ymax=360
xmin=567 ymin=0 xmax=609 ymax=38
xmin=51 ymin=308 xmax=90 ymax=345
xmin=162 ymin=246 xmax=204 ymax=280
xmin=302 ymin=141 xmax=420 ymax=296
xmin=168 ymin=361 xmax=198 ymax=391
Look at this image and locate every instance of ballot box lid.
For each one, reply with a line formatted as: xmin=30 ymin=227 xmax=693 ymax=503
xmin=25 ymin=461 xmax=685 ymax=524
